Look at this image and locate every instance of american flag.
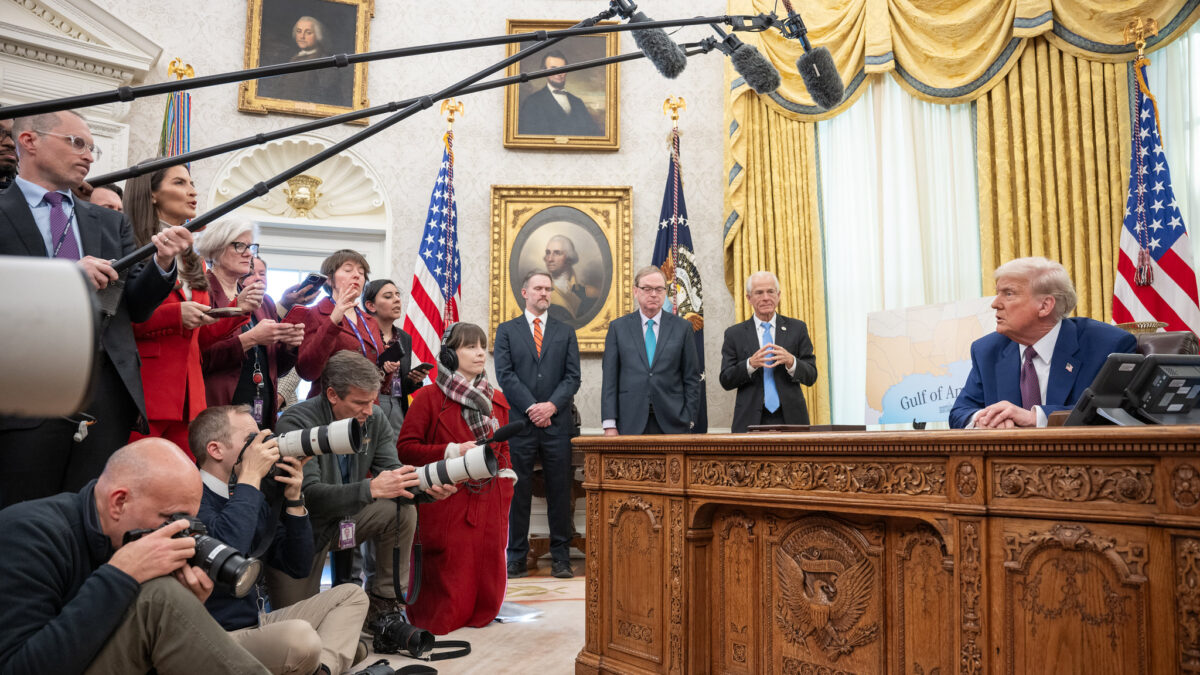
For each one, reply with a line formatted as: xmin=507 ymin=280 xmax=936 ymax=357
xmin=652 ymin=127 xmax=707 ymax=432
xmin=1113 ymin=60 xmax=1200 ymax=334
xmin=403 ymin=131 xmax=461 ymax=366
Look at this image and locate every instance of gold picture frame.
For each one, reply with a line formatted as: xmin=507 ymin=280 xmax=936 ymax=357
xmin=239 ymin=0 xmax=373 ymax=123
xmin=490 ymin=186 xmax=633 ymax=352
xmin=503 ymin=19 xmax=620 ymax=151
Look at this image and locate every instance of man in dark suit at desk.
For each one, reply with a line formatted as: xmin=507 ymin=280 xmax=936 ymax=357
xmin=0 ymin=110 xmax=192 ymax=506
xmin=719 ymin=271 xmax=819 ymax=431
xmin=494 ymin=270 xmax=581 ymax=579
xmin=949 ymin=256 xmax=1137 ymax=429
xmin=601 ymin=265 xmax=700 ymax=435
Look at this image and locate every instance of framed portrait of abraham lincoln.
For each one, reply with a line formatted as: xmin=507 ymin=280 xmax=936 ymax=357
xmin=490 ymin=186 xmax=632 ymax=352
xmin=239 ymin=0 xmax=373 ymax=123
xmin=503 ymin=19 xmax=620 ymax=151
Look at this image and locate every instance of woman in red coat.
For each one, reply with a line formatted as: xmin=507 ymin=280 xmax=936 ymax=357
xmin=396 ymin=322 xmax=515 ymax=635
xmin=124 ymin=164 xmax=260 ymax=456
xmin=293 ymin=249 xmax=380 ymax=398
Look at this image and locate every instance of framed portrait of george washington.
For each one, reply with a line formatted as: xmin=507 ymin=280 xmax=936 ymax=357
xmin=503 ymin=19 xmax=620 ymax=151
xmin=490 ymin=186 xmax=632 ymax=352
xmin=239 ymin=0 xmax=373 ymax=123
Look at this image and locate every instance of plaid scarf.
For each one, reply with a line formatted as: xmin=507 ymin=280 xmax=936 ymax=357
xmin=434 ymin=363 xmax=498 ymax=442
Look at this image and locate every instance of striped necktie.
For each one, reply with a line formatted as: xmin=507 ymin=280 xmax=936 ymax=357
xmin=533 ymin=317 xmax=543 ymax=357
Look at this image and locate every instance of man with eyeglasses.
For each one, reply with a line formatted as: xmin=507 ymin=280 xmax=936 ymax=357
xmin=718 ymin=271 xmax=818 ymax=432
xmin=0 ymin=110 xmax=194 ymax=508
xmin=601 ymin=265 xmax=700 ymax=435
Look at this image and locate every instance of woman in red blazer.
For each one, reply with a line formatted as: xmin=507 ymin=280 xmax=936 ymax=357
xmin=395 ymin=322 xmax=515 ymax=635
xmin=197 ymin=218 xmax=309 ymax=429
xmin=293 ymin=249 xmax=381 ymax=398
xmin=124 ymin=164 xmax=260 ymax=456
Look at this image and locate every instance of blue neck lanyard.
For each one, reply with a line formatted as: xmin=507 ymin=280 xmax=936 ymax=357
xmin=345 ymin=308 xmax=379 ymax=357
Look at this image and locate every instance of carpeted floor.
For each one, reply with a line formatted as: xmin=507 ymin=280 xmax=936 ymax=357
xmin=361 ymin=565 xmax=585 ymax=674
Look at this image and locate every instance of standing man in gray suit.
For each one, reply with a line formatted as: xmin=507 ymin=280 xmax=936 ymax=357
xmin=494 ymin=270 xmax=581 ymax=579
xmin=719 ymin=271 xmax=818 ymax=432
xmin=601 ymin=265 xmax=701 ymax=435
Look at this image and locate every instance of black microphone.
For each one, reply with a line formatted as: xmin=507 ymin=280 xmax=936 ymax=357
xmin=778 ymin=3 xmax=844 ymax=110
xmin=486 ymin=420 xmax=529 ymax=445
xmin=706 ymin=26 xmax=780 ymax=95
xmin=609 ymin=0 xmax=688 ymax=78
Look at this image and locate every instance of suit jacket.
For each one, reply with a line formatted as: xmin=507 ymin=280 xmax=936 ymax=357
xmin=0 ymin=186 xmax=175 ymax=430
xmin=517 ymin=86 xmax=601 ymax=136
xmin=201 ymin=270 xmax=297 ymax=409
xmin=948 ymin=317 xmax=1138 ymax=428
xmin=601 ymin=310 xmax=700 ymax=434
xmin=718 ymin=314 xmax=818 ymax=431
xmin=493 ymin=313 xmax=581 ymax=439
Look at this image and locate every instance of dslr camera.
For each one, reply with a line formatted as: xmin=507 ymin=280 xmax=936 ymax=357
xmin=236 ymin=418 xmax=364 ymax=499
xmin=123 ymin=513 xmax=262 ymax=598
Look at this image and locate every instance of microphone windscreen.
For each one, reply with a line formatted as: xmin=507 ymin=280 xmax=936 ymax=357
xmin=730 ymin=43 xmax=780 ymax=94
xmin=629 ymin=11 xmax=687 ymax=79
xmin=490 ymin=420 xmax=529 ymax=444
xmin=796 ymin=46 xmax=844 ymax=110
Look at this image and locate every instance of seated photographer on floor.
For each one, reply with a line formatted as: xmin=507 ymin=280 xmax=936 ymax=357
xmin=0 ymin=438 xmax=270 ymax=674
xmin=267 ymin=350 xmax=455 ymax=626
xmin=192 ymin=404 xmax=377 ymax=675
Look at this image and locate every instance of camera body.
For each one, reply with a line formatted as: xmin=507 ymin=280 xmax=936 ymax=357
xmin=123 ymin=513 xmax=262 ymax=598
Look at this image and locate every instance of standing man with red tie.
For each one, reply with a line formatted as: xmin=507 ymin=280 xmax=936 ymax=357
xmin=494 ymin=270 xmax=581 ymax=579
xmin=0 ymin=111 xmax=192 ymax=507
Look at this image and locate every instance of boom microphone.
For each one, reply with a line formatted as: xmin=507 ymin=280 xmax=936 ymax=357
xmin=489 ymin=420 xmax=529 ymax=445
xmin=778 ymin=1 xmax=844 ymax=110
xmin=707 ymin=26 xmax=780 ymax=95
xmin=609 ymin=0 xmax=688 ymax=78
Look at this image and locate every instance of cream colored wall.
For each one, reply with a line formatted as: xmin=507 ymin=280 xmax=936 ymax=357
xmin=93 ymin=0 xmax=738 ymax=430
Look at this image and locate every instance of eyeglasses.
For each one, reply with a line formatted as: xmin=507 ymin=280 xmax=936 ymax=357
xmin=229 ymin=242 xmax=260 ymax=255
xmin=637 ymin=285 xmax=668 ymax=294
xmin=34 ymin=130 xmax=102 ymax=160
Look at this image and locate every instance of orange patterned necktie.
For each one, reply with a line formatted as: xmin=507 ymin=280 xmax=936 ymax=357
xmin=533 ymin=317 xmax=543 ymax=357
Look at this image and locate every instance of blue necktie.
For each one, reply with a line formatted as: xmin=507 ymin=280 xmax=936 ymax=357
xmin=645 ymin=319 xmax=656 ymax=366
xmin=762 ymin=321 xmax=780 ymax=413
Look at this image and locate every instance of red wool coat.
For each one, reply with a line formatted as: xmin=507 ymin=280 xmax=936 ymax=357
xmin=291 ymin=297 xmax=381 ymax=399
xmin=395 ymin=384 xmax=513 ymax=635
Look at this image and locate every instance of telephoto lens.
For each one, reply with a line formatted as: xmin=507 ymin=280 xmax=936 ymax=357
xmin=275 ymin=418 xmax=362 ymax=457
xmin=371 ymin=612 xmax=435 ymax=658
xmin=412 ymin=444 xmax=498 ymax=494
xmin=166 ymin=515 xmax=262 ymax=598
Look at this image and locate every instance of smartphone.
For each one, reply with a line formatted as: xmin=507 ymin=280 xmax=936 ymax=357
xmin=298 ymin=272 xmax=327 ymax=293
xmin=204 ymin=307 xmax=246 ymax=318
xmin=411 ymin=362 xmax=435 ymax=377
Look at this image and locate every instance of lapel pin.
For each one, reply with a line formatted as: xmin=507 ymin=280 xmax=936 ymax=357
xmin=781 ymin=325 xmax=787 ymax=331
xmin=1065 ymin=363 xmax=1073 ymax=372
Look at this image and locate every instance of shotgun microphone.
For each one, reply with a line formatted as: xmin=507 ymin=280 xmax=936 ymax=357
xmin=609 ymin=0 xmax=688 ymax=78
xmin=706 ymin=25 xmax=780 ymax=95
xmin=778 ymin=2 xmax=844 ymax=110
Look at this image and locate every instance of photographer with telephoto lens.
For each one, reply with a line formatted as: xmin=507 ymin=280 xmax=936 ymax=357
xmin=192 ymin=404 xmax=391 ymax=675
xmin=268 ymin=351 xmax=455 ymax=631
xmin=0 ymin=438 xmax=270 ymax=674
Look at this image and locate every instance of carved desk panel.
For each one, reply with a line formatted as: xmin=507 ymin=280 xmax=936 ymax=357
xmin=574 ymin=426 xmax=1200 ymax=675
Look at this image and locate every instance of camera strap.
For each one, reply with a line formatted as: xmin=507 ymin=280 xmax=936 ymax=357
xmin=394 ymin=499 xmax=422 ymax=605
xmin=418 ymin=640 xmax=471 ymax=662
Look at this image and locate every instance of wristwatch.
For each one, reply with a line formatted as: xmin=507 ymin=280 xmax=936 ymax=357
xmin=284 ymin=495 xmax=305 ymax=508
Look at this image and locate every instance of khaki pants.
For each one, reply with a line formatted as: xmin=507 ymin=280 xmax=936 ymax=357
xmin=84 ymin=577 xmax=268 ymax=675
xmin=230 ymin=583 xmax=368 ymax=675
xmin=267 ymin=499 xmax=416 ymax=608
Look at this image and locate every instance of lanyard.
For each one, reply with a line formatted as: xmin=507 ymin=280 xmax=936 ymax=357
xmin=345 ymin=308 xmax=379 ymax=357
xmin=51 ymin=211 xmax=77 ymax=257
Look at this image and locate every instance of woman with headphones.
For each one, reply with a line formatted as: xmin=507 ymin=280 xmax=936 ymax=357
xmin=395 ymin=322 xmax=514 ymax=635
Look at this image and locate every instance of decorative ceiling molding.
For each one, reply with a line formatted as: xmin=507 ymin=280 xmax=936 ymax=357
xmin=13 ymin=0 xmax=99 ymax=44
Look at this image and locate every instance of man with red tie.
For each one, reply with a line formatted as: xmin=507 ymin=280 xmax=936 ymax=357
xmin=0 ymin=110 xmax=193 ymax=507
xmin=949 ymin=256 xmax=1138 ymax=429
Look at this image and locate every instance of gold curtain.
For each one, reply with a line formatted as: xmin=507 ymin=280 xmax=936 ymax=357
xmin=977 ymin=37 xmax=1132 ymax=321
xmin=724 ymin=89 xmax=831 ymax=424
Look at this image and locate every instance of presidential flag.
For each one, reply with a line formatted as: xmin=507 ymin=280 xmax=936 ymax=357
xmin=653 ymin=127 xmax=708 ymax=432
xmin=1113 ymin=59 xmax=1200 ymax=334
xmin=403 ymin=131 xmax=462 ymax=366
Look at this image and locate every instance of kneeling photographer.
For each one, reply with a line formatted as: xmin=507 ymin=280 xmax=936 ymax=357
xmin=0 ymin=438 xmax=270 ymax=674
xmin=268 ymin=351 xmax=454 ymax=627
xmin=192 ymin=404 xmax=384 ymax=675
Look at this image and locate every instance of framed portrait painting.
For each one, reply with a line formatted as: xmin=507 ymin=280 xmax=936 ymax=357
xmin=490 ymin=186 xmax=632 ymax=352
xmin=503 ymin=20 xmax=620 ymax=151
xmin=239 ymin=0 xmax=373 ymax=122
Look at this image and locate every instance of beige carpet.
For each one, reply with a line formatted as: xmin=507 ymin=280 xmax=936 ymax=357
xmin=363 ymin=574 xmax=585 ymax=674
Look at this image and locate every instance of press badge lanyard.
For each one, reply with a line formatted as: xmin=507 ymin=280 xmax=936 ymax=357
xmin=51 ymin=210 xmax=78 ymax=258
xmin=240 ymin=313 xmax=266 ymax=424
xmin=345 ymin=308 xmax=379 ymax=358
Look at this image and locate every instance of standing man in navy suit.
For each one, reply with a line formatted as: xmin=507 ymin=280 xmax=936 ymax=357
xmin=719 ymin=271 xmax=818 ymax=431
xmin=950 ymin=256 xmax=1137 ymax=429
xmin=494 ymin=270 xmax=581 ymax=579
xmin=0 ymin=110 xmax=192 ymax=506
xmin=601 ymin=265 xmax=701 ymax=435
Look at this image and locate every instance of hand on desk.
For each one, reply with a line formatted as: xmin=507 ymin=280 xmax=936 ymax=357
xmin=974 ymin=400 xmax=1037 ymax=429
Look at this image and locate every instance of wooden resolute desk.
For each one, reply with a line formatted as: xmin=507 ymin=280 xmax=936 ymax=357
xmin=574 ymin=427 xmax=1200 ymax=674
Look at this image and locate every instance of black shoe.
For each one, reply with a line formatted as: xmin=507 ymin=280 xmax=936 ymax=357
xmin=551 ymin=560 xmax=574 ymax=579
xmin=349 ymin=659 xmax=395 ymax=675
xmin=507 ymin=561 xmax=528 ymax=578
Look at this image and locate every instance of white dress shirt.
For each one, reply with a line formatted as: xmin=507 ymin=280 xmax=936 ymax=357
xmin=967 ymin=320 xmax=1062 ymax=428
xmin=548 ymin=87 xmax=572 ymax=114
xmin=745 ymin=313 xmax=798 ymax=377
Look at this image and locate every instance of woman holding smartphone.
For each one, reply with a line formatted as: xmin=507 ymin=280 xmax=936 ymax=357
xmin=294 ymin=248 xmax=380 ymax=398
xmin=125 ymin=162 xmax=261 ymax=455
xmin=362 ymin=279 xmax=427 ymax=432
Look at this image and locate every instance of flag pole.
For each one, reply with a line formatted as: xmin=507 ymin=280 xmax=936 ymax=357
xmin=439 ymin=98 xmax=464 ymax=329
xmin=662 ymin=96 xmax=686 ymax=313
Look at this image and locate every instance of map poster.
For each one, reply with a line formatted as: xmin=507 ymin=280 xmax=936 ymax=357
xmin=865 ymin=297 xmax=996 ymax=424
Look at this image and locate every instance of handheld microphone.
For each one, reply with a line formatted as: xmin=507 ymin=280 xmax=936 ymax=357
xmin=609 ymin=0 xmax=688 ymax=78
xmin=778 ymin=2 xmax=844 ymax=110
xmin=487 ymin=420 xmax=529 ymax=445
xmin=707 ymin=26 xmax=780 ymax=95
